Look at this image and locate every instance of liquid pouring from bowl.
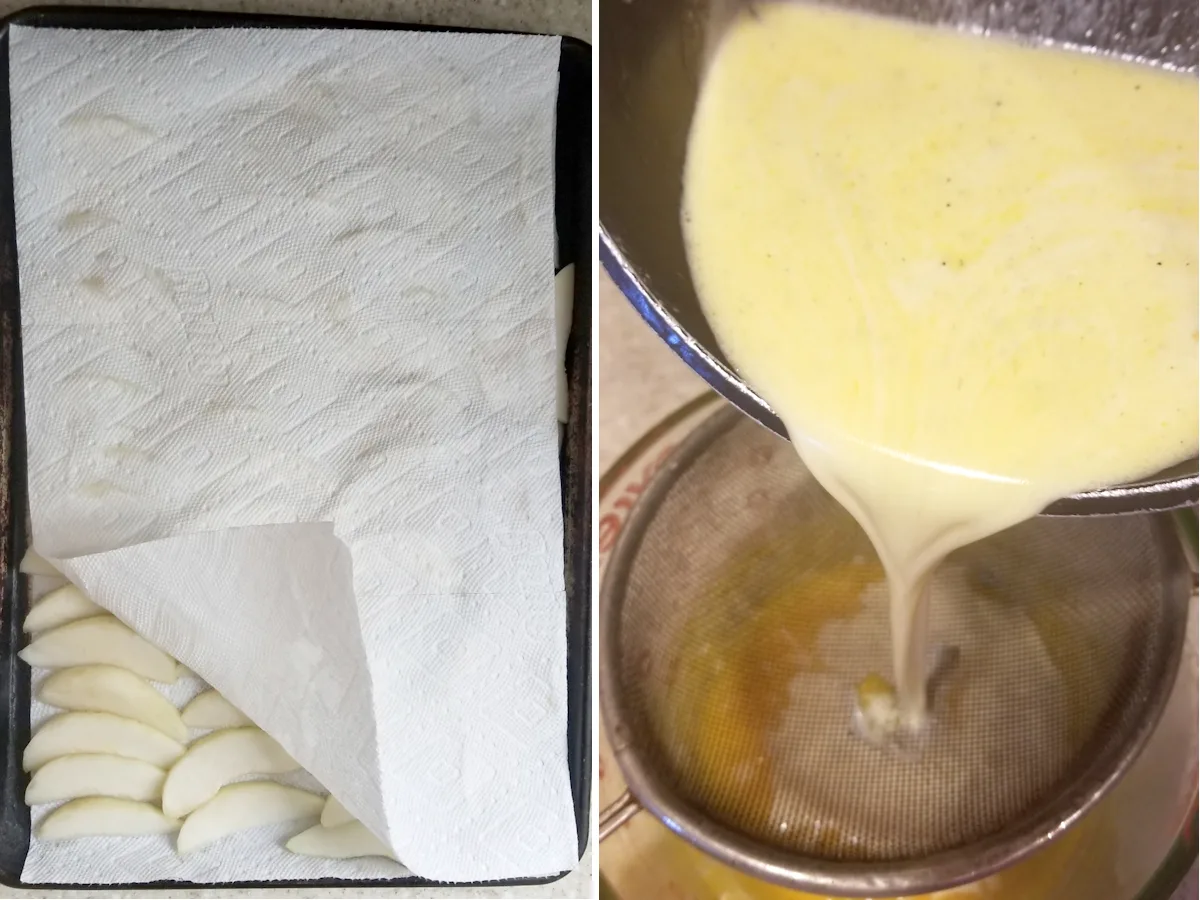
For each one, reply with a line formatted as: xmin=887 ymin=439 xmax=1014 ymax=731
xmin=599 ymin=0 xmax=1199 ymax=517
xmin=681 ymin=0 xmax=1197 ymax=722
xmin=600 ymin=0 xmax=1200 ymax=897
xmin=599 ymin=407 xmax=1195 ymax=896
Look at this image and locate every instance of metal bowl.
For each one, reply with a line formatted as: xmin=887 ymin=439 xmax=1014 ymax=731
xmin=599 ymin=0 xmax=1199 ymax=516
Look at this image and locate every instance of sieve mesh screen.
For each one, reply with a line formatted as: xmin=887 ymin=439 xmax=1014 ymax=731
xmin=608 ymin=409 xmax=1188 ymax=865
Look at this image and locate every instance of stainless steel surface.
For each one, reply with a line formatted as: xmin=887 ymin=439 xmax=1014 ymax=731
xmin=598 ymin=0 xmax=1199 ymax=516
xmin=599 ymin=405 xmax=1194 ymax=897
xmin=599 ymin=791 xmax=642 ymax=842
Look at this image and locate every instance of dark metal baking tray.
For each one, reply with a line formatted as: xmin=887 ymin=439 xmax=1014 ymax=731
xmin=0 ymin=5 xmax=591 ymax=890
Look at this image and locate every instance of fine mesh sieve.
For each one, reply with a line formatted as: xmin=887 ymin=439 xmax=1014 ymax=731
xmin=599 ymin=406 xmax=1194 ymax=897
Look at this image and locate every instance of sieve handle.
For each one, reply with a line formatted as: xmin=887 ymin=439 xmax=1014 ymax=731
xmin=599 ymin=790 xmax=643 ymax=841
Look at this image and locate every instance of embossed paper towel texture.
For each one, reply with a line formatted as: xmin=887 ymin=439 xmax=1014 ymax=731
xmin=11 ymin=26 xmax=574 ymax=882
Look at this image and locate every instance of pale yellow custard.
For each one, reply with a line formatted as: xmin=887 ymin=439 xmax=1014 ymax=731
xmin=683 ymin=3 xmax=1198 ymax=719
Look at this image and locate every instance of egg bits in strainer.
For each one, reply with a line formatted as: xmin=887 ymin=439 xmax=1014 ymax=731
xmin=599 ymin=407 xmax=1195 ymax=898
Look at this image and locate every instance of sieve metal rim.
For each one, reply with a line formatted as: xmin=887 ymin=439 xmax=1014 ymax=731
xmin=599 ymin=404 xmax=1194 ymax=897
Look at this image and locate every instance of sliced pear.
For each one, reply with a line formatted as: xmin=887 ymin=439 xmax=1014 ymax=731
xmin=38 ymin=797 xmax=179 ymax=840
xmin=23 ymin=584 xmax=103 ymax=633
xmin=162 ymin=727 xmax=299 ymax=818
xmin=177 ymin=781 xmax=323 ymax=855
xmin=286 ymin=821 xmax=395 ymax=860
xmin=24 ymin=711 xmax=185 ymax=771
xmin=555 ymin=263 xmax=574 ymax=424
xmin=26 ymin=753 xmax=165 ymax=805
xmin=20 ymin=615 xmax=178 ymax=683
xmin=39 ymin=665 xmax=187 ymax=742
xmin=181 ymin=690 xmax=252 ymax=729
xmin=20 ymin=549 xmax=61 ymax=577
xmin=321 ymin=794 xmax=354 ymax=828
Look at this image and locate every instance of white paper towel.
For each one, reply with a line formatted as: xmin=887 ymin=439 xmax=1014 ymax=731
xmin=10 ymin=25 xmax=575 ymax=883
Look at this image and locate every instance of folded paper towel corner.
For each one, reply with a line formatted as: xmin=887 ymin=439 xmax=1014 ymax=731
xmin=12 ymin=24 xmax=577 ymax=883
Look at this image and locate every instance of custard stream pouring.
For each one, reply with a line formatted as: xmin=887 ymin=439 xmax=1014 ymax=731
xmin=599 ymin=0 xmax=1198 ymax=895
xmin=599 ymin=408 xmax=1195 ymax=896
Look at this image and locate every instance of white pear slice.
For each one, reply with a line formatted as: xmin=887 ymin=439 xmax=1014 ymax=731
xmin=39 ymin=665 xmax=187 ymax=742
xmin=286 ymin=821 xmax=396 ymax=860
xmin=23 ymin=584 xmax=103 ymax=633
xmin=555 ymin=263 xmax=574 ymax=424
xmin=26 ymin=753 xmax=165 ymax=805
xmin=321 ymin=794 xmax=354 ymax=828
xmin=20 ymin=549 xmax=61 ymax=577
xmin=24 ymin=711 xmax=185 ymax=771
xmin=181 ymin=690 xmax=252 ymax=729
xmin=20 ymin=616 xmax=178 ymax=683
xmin=38 ymin=797 xmax=179 ymax=840
xmin=162 ymin=727 xmax=299 ymax=818
xmin=177 ymin=781 xmax=323 ymax=855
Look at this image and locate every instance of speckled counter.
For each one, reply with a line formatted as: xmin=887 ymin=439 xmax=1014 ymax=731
xmin=0 ymin=2 xmax=589 ymax=898
xmin=0 ymin=0 xmax=589 ymax=38
xmin=598 ymin=274 xmax=707 ymax=472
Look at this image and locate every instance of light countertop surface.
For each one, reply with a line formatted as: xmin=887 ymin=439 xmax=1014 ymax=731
xmin=0 ymin=0 xmax=589 ymax=38
xmin=598 ymin=274 xmax=707 ymax=472
xmin=0 ymin=2 xmax=589 ymax=898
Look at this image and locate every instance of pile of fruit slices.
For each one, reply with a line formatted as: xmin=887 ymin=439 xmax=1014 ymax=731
xmin=19 ymin=550 xmax=393 ymax=861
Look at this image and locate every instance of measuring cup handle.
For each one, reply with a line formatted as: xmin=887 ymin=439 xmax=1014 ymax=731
xmin=599 ymin=790 xmax=643 ymax=841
